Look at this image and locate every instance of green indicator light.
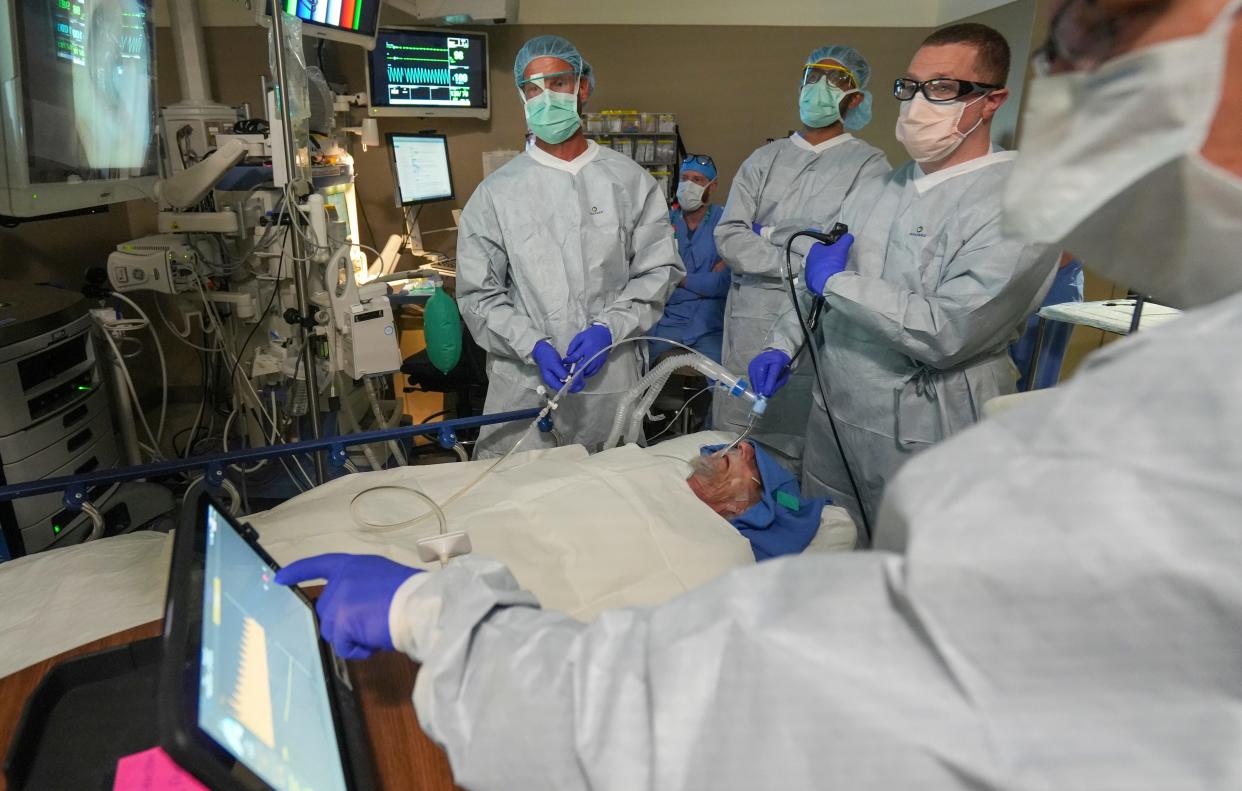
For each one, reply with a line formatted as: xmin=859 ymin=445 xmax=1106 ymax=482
xmin=53 ymin=524 xmax=61 ymax=534
xmin=76 ymin=385 xmax=91 ymax=391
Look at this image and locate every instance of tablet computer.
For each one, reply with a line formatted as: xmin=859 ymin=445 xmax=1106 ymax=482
xmin=160 ymin=494 xmax=377 ymax=790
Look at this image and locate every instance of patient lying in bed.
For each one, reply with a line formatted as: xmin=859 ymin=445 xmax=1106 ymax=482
xmin=250 ymin=435 xmax=844 ymax=620
xmin=688 ymin=441 xmax=830 ymax=560
xmin=0 ymin=433 xmax=856 ymax=678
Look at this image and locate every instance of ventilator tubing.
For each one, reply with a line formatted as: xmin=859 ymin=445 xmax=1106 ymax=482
xmin=605 ymin=352 xmax=766 ymax=449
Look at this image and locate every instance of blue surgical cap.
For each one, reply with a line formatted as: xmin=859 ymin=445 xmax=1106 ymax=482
xmin=806 ymin=44 xmax=873 ymax=131
xmin=682 ymin=157 xmax=717 ymax=181
xmin=514 ymin=35 xmax=596 ymax=94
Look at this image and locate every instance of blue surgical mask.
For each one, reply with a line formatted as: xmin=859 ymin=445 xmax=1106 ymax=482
xmin=524 ymin=81 xmax=582 ymax=145
xmin=798 ymin=81 xmax=853 ymax=129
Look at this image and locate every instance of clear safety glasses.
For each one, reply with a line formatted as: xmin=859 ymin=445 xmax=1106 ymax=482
xmin=682 ymin=154 xmax=715 ymax=169
xmin=892 ymin=77 xmax=1002 ymax=103
xmin=801 ymin=63 xmax=858 ymax=91
xmin=517 ymin=70 xmax=580 ymax=101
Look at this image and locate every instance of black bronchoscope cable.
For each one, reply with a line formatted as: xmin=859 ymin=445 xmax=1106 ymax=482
xmin=781 ymin=226 xmax=873 ymax=545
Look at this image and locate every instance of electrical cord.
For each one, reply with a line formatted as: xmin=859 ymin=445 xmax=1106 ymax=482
xmin=190 ymin=271 xmax=315 ymax=490
xmin=226 ymin=225 xmax=289 ymax=392
xmin=646 ymin=385 xmax=713 ymax=445
xmin=783 ymin=231 xmax=872 ymax=544
xmin=96 ymin=328 xmax=163 ymax=459
xmin=109 ymin=292 xmax=168 ymax=446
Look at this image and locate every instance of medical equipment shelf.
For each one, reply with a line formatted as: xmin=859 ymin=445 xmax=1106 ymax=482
xmin=0 ymin=408 xmax=542 ymax=507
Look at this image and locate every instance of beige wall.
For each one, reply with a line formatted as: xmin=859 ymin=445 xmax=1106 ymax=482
xmin=329 ymin=23 xmax=934 ymax=246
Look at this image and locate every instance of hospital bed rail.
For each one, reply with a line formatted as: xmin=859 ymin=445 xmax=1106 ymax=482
xmin=0 ymin=409 xmax=545 ymax=553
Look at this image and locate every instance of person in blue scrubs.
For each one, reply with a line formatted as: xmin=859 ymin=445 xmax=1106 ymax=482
xmin=649 ymin=155 xmax=730 ymax=362
xmin=1011 ymin=251 xmax=1085 ymax=390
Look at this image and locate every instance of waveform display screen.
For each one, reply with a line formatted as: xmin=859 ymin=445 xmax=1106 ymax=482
xmin=14 ymin=0 xmax=158 ymax=182
xmin=198 ymin=505 xmax=348 ymax=791
xmin=369 ymin=28 xmax=489 ymax=111
xmin=263 ymin=0 xmax=379 ymax=40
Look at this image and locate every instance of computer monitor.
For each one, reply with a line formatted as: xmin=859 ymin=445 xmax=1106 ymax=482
xmin=366 ymin=28 xmax=490 ymax=120
xmin=257 ymin=0 xmax=381 ymax=50
xmin=0 ymin=0 xmax=159 ymax=219
xmin=386 ymin=133 xmax=455 ymax=206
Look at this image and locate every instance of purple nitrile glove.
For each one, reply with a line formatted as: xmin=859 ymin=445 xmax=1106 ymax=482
xmin=748 ymin=349 xmax=793 ymax=398
xmin=804 ymin=232 xmax=854 ymax=296
xmin=274 ymin=553 xmax=422 ymax=660
xmin=752 ymin=222 xmax=765 ymax=235
xmin=532 ymin=340 xmax=571 ymax=392
xmin=565 ymin=323 xmax=613 ymax=380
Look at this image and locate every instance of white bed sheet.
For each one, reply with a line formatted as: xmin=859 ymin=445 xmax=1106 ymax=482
xmin=0 ymin=433 xmax=856 ymax=677
xmin=249 ymin=442 xmax=755 ymax=620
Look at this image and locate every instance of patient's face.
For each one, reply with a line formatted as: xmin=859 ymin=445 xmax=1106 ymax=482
xmin=687 ymin=442 xmax=763 ymax=519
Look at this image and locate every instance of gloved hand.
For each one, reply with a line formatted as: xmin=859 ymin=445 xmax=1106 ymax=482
xmin=531 ymin=340 xmax=571 ymax=392
xmin=274 ymin=553 xmax=422 ymax=660
xmin=752 ymin=222 xmax=765 ymax=235
xmin=565 ymin=323 xmax=613 ymax=381
xmin=748 ymin=349 xmax=793 ymax=398
xmin=804 ymin=232 xmax=854 ymax=296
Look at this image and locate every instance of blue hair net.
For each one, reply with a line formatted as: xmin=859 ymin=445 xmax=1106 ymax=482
xmin=514 ymin=35 xmax=596 ymax=94
xmin=807 ymin=44 xmax=873 ymax=131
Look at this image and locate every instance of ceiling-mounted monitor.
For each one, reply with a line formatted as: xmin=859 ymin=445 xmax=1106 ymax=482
xmin=257 ymin=0 xmax=381 ymax=50
xmin=365 ymin=27 xmax=489 ymax=120
xmin=0 ymin=0 xmax=159 ymax=220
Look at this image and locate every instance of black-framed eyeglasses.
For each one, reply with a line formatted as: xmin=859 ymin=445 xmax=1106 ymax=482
xmin=683 ymin=154 xmax=715 ymax=168
xmin=892 ymin=77 xmax=1002 ymax=103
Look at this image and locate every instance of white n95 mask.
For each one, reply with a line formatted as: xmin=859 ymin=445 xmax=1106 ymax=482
xmin=1003 ymin=2 xmax=1242 ymax=309
xmin=676 ymin=180 xmax=707 ymax=211
xmin=894 ymin=93 xmax=987 ymax=163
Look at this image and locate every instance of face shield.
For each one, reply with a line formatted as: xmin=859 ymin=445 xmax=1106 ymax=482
xmin=517 ymin=69 xmax=581 ymax=103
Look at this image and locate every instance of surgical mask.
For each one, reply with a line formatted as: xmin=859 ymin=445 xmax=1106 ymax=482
xmin=523 ymin=79 xmax=581 ymax=145
xmin=799 ymin=81 xmax=854 ymax=129
xmin=1003 ymin=3 xmax=1242 ymax=309
xmin=894 ymin=92 xmax=987 ymax=163
xmin=676 ymin=180 xmax=707 ymax=211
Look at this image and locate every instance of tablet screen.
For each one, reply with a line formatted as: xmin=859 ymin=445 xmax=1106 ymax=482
xmin=197 ymin=504 xmax=348 ymax=791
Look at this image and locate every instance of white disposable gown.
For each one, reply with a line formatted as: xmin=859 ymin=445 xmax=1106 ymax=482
xmin=456 ymin=141 xmax=682 ymax=457
xmin=712 ymin=133 xmax=888 ymax=472
xmin=389 ymin=287 xmax=1242 ymax=791
xmin=768 ymin=151 xmax=1058 ymax=529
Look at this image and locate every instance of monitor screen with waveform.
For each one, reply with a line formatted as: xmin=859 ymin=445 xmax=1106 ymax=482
xmin=11 ymin=0 xmax=157 ymax=182
xmin=367 ymin=28 xmax=489 ymax=119
xmin=197 ymin=504 xmax=348 ymax=791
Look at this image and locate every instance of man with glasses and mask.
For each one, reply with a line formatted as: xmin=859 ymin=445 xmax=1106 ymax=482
xmin=455 ymin=35 xmax=681 ymax=457
xmin=750 ymin=24 xmax=1059 ymax=532
xmin=277 ymin=3 xmax=1242 ymax=787
xmin=712 ymin=45 xmax=889 ymax=475
xmin=649 ymin=154 xmax=729 ymax=363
